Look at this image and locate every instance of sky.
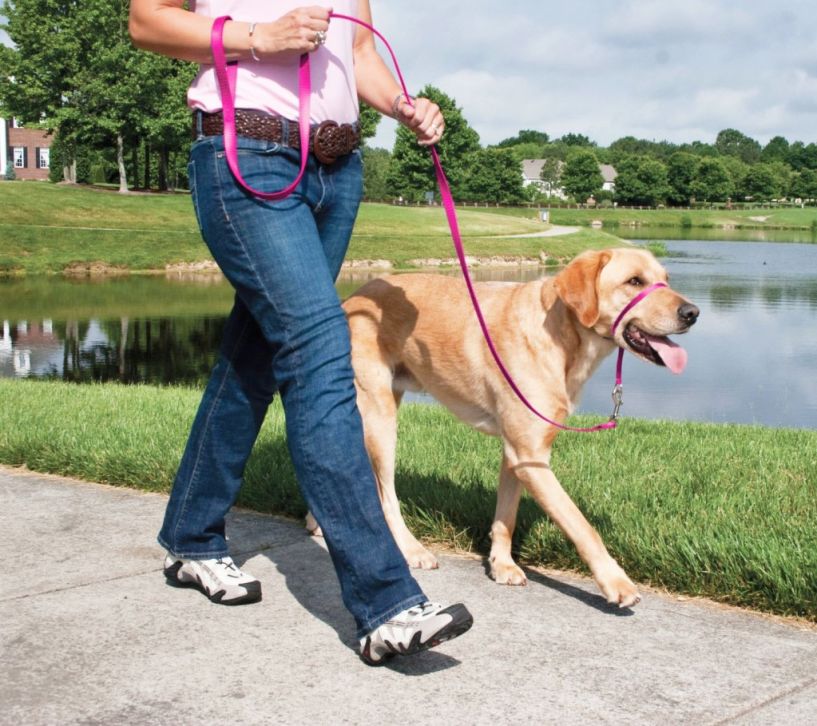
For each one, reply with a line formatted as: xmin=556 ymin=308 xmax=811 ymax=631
xmin=366 ymin=0 xmax=817 ymax=150
xmin=2 ymin=1 xmax=816 ymax=152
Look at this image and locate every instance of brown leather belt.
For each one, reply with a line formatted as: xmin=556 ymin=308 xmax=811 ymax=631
xmin=194 ymin=109 xmax=360 ymax=165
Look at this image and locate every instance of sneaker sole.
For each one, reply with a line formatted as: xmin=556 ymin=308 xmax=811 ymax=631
xmin=163 ymin=561 xmax=262 ymax=606
xmin=360 ymin=604 xmax=474 ymax=666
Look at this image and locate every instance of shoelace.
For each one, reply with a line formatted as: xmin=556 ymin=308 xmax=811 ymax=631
xmin=215 ymin=557 xmax=240 ymax=574
xmin=405 ymin=602 xmax=439 ymax=618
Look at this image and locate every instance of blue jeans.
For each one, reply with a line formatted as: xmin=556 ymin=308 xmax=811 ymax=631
xmin=158 ymin=132 xmax=426 ymax=637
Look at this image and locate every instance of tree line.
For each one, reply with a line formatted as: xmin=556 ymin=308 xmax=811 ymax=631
xmin=3 ymin=0 xmax=816 ymax=205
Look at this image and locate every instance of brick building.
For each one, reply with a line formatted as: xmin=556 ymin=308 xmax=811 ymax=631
xmin=1 ymin=117 xmax=52 ymax=181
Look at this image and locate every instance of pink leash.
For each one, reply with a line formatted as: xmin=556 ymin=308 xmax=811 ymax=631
xmin=210 ymin=16 xmax=311 ymax=200
xmin=209 ymin=14 xmax=667 ymax=432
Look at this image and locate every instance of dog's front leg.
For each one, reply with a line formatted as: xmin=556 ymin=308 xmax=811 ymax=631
xmin=514 ymin=460 xmax=641 ymax=608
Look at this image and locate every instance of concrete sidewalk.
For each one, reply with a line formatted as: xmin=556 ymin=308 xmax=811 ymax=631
xmin=2 ymin=466 xmax=816 ymax=725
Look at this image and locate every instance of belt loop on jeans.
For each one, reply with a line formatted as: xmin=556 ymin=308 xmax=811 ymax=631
xmin=195 ymin=110 xmax=204 ymax=139
xmin=280 ymin=117 xmax=291 ymax=148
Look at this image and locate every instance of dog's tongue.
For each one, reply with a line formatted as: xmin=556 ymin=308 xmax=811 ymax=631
xmin=644 ymin=334 xmax=688 ymax=374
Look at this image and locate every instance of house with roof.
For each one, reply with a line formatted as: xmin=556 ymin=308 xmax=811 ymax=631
xmin=2 ymin=116 xmax=52 ymax=180
xmin=599 ymin=163 xmax=617 ymax=192
xmin=521 ymin=158 xmax=618 ymax=199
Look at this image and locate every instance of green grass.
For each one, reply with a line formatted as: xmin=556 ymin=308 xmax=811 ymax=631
xmin=0 ymin=183 xmax=621 ymax=274
xmin=3 ymin=182 xmax=815 ymax=274
xmin=0 ymin=182 xmax=622 ymax=275
xmin=543 ymin=205 xmax=817 ymax=231
xmin=1 ymin=378 xmax=815 ymax=620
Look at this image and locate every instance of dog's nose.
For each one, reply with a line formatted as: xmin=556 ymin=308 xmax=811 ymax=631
xmin=678 ymin=302 xmax=700 ymax=326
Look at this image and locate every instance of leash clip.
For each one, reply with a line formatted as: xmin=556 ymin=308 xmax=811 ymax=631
xmin=610 ymin=384 xmax=624 ymax=421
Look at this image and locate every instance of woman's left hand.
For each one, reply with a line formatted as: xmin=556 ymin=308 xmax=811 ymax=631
xmin=396 ymin=96 xmax=445 ymax=147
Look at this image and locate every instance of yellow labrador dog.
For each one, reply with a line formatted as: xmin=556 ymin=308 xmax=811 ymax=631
xmin=311 ymin=248 xmax=699 ymax=607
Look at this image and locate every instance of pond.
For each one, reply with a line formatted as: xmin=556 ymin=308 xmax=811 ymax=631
xmin=2 ymin=240 xmax=816 ymax=429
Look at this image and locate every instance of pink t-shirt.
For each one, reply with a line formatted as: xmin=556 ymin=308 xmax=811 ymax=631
xmin=188 ymin=0 xmax=360 ymax=124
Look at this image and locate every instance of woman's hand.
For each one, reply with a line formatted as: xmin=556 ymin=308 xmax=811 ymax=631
xmin=395 ymin=96 xmax=445 ymax=147
xmin=253 ymin=6 xmax=333 ymax=59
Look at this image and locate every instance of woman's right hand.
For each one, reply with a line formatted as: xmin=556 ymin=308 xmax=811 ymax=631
xmin=253 ymin=6 xmax=332 ymax=59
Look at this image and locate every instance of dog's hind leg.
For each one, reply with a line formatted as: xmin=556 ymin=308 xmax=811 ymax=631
xmin=489 ymin=453 xmax=528 ymax=585
xmin=356 ymin=372 xmax=439 ymax=570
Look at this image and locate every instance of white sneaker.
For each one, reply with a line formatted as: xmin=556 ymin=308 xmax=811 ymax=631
xmin=163 ymin=554 xmax=262 ymax=605
xmin=359 ymin=601 xmax=473 ymax=666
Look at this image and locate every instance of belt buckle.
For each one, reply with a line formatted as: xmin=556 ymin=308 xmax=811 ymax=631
xmin=313 ymin=120 xmax=340 ymax=165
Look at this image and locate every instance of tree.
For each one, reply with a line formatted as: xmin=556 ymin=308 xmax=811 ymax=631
xmin=362 ymin=147 xmax=391 ymax=201
xmin=613 ymin=156 xmax=670 ymax=206
xmin=690 ymin=157 xmax=732 ymax=202
xmin=679 ymin=140 xmax=720 ymax=158
xmin=765 ymin=161 xmax=793 ymax=199
xmin=0 ymin=0 xmax=196 ymax=191
xmin=667 ymin=152 xmax=700 ymax=205
xmin=496 ymin=129 xmax=549 ymax=148
xmin=138 ymin=53 xmax=197 ymax=190
xmin=0 ymin=0 xmax=84 ymax=180
xmin=358 ymin=102 xmax=381 ymax=145
xmin=560 ymin=149 xmax=603 ymax=201
xmin=501 ymin=141 xmax=548 ymax=163
xmin=761 ymin=136 xmax=790 ymax=164
xmin=460 ymin=148 xmax=524 ymax=204
xmin=609 ymin=136 xmax=678 ymax=164
xmin=740 ymin=163 xmax=782 ymax=202
xmin=788 ymin=142 xmax=817 ymax=171
xmin=0 ymin=1 xmax=79 ymax=120
xmin=790 ymin=169 xmax=817 ymax=199
xmin=719 ymin=156 xmax=748 ymax=199
xmin=539 ymin=157 xmax=562 ymax=198
xmin=715 ymin=128 xmax=761 ymax=164
xmin=558 ymin=132 xmax=595 ymax=147
xmin=386 ymin=84 xmax=480 ymax=201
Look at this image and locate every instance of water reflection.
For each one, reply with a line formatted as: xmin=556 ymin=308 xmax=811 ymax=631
xmin=0 ymin=315 xmax=224 ymax=384
xmin=2 ymin=240 xmax=817 ymax=428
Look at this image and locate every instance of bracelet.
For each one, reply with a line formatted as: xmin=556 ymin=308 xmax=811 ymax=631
xmin=248 ymin=22 xmax=260 ymax=62
xmin=391 ymin=92 xmax=413 ymax=120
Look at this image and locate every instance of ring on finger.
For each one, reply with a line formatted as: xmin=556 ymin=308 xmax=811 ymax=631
xmin=314 ymin=30 xmax=327 ymax=47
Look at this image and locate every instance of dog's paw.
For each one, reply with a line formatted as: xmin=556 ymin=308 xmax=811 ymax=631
xmin=490 ymin=559 xmax=528 ymax=586
xmin=597 ymin=568 xmax=641 ymax=608
xmin=404 ymin=545 xmax=439 ymax=570
xmin=304 ymin=511 xmax=323 ymax=538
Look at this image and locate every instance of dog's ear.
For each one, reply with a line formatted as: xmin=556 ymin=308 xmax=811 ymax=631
xmin=554 ymin=250 xmax=612 ymax=327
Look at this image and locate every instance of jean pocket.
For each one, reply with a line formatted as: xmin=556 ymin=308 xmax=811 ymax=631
xmin=217 ymin=144 xmax=303 ymax=198
xmin=236 ymin=142 xmax=282 ymax=157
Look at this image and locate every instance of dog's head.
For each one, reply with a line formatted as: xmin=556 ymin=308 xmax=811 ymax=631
xmin=554 ymin=248 xmax=699 ymax=373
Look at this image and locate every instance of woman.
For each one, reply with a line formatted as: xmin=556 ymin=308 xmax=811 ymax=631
xmin=128 ymin=1 xmax=472 ymax=665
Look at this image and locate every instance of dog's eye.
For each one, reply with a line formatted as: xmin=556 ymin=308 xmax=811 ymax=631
xmin=627 ymin=276 xmax=643 ymax=287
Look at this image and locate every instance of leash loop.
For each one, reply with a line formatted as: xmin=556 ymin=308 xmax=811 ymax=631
xmin=210 ymin=16 xmax=311 ymax=200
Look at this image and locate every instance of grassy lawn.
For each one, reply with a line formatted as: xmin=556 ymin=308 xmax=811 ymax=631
xmin=547 ymin=206 xmax=817 ymax=230
xmin=1 ymin=378 xmax=815 ymax=620
xmin=2 ymin=182 xmax=815 ymax=274
xmin=0 ymin=182 xmax=619 ymax=274
xmin=463 ymin=203 xmax=817 ymax=230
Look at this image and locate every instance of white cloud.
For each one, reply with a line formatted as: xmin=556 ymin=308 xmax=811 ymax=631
xmin=370 ymin=0 xmax=817 ymax=149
